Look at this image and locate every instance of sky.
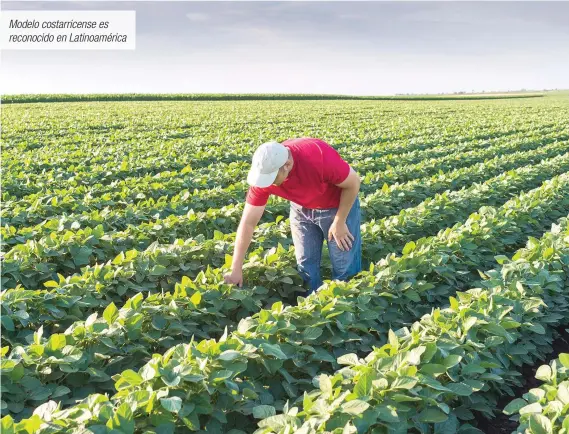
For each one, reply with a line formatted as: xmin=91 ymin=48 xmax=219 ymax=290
xmin=1 ymin=1 xmax=569 ymax=95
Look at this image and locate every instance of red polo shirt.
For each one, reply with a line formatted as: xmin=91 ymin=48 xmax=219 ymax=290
xmin=245 ymin=138 xmax=351 ymax=209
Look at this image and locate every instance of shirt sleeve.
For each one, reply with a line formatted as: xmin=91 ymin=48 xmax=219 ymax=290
xmin=320 ymin=142 xmax=351 ymax=184
xmin=245 ymin=186 xmax=271 ymax=206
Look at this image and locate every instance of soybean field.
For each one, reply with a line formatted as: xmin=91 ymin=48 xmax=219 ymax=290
xmin=1 ymin=92 xmax=569 ymax=434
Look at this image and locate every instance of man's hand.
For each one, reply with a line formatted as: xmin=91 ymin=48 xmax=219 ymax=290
xmin=223 ymin=203 xmax=265 ymax=288
xmin=224 ymin=268 xmax=244 ymax=287
xmin=328 ymin=219 xmax=355 ymax=251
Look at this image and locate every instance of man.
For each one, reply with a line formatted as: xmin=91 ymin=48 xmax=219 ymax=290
xmin=223 ymin=137 xmax=362 ymax=294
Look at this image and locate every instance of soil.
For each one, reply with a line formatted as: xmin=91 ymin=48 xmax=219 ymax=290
xmin=474 ymin=326 xmax=569 ymax=433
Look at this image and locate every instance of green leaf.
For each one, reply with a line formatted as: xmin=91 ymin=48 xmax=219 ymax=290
xmin=462 ymin=364 xmax=485 ymax=375
xmin=391 ymin=376 xmax=417 ymax=390
xmin=494 ymin=255 xmax=509 ymax=265
xmin=557 ymin=383 xmax=569 ymax=405
xmin=340 ymin=399 xmax=370 ymax=415
xmin=51 ymin=386 xmax=71 ymax=398
xmin=103 ymin=302 xmax=119 ymax=325
xmin=107 ymin=402 xmax=135 ymax=434
xmin=224 ymin=254 xmax=233 ymax=269
xmin=219 ymin=350 xmax=242 ymax=361
xmin=529 ymin=323 xmax=546 ymax=335
xmin=535 ymin=365 xmax=552 ymax=382
xmin=405 ymin=346 xmax=425 ymax=365
xmin=417 ymin=374 xmax=451 ymax=392
xmin=311 ymin=347 xmax=335 ymax=363
xmin=149 ymin=264 xmax=168 ymax=276
xmin=434 ymin=414 xmax=459 ymax=434
xmin=337 ymin=354 xmax=359 ymax=366
xmin=404 ymin=290 xmax=421 ymax=302
xmin=529 ymin=414 xmax=552 ymax=434
xmin=121 ymin=369 xmax=144 ymax=386
xmin=319 ymin=375 xmax=333 ymax=395
xmin=443 ymin=355 xmax=462 ymax=368
xmin=391 ymin=394 xmax=422 ymax=402
xmin=152 ymin=316 xmax=167 ymax=330
xmin=421 ymin=364 xmax=447 ymax=375
xmin=503 ymin=398 xmax=527 ymax=415
xmin=182 ymin=413 xmax=200 ymax=431
xmin=1 ymin=415 xmax=14 ymax=434
xmin=258 ymin=414 xmax=296 ymax=430
xmin=252 ymin=405 xmax=276 ymax=419
xmin=45 ymin=334 xmax=66 ymax=352
xmin=449 ymin=296 xmax=459 ymax=311
xmin=446 ymin=382 xmax=473 ymax=396
xmin=17 ymin=415 xmax=41 ymax=433
xmin=354 ymin=372 xmax=373 ymax=397
xmin=190 ymin=291 xmax=202 ymax=306
xmin=302 ymin=327 xmax=323 ymax=340
xmin=418 ymin=408 xmax=448 ymax=423
xmin=33 ymin=401 xmax=58 ymax=419
xmin=237 ymin=318 xmax=256 ymax=334
xmin=72 ymin=246 xmax=92 ymax=266
xmin=211 ymin=370 xmax=233 ymax=382
xmin=29 ymin=387 xmax=52 ymax=401
xmin=402 ymin=241 xmax=416 ymax=255
xmin=526 ymin=388 xmax=546 ymax=402
xmin=519 ymin=403 xmax=543 ymax=415
xmin=421 ymin=343 xmax=437 ymax=363
xmin=140 ymin=364 xmax=156 ymax=381
xmin=558 ymin=353 xmax=569 ymax=368
xmin=160 ymin=397 xmax=183 ymax=413
xmin=259 ymin=343 xmax=287 ymax=359
xmin=463 ymin=316 xmax=478 ymax=332
xmin=1 ymin=316 xmax=15 ymax=332
xmin=388 ymin=329 xmax=399 ymax=351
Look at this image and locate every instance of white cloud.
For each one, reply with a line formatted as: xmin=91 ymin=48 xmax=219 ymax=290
xmin=337 ymin=13 xmax=365 ymax=21
xmin=186 ymin=13 xmax=209 ymax=22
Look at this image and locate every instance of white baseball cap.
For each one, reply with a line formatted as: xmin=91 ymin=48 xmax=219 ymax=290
xmin=247 ymin=141 xmax=289 ymax=188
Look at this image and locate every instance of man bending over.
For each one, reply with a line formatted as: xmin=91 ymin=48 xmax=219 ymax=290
xmin=224 ymin=137 xmax=362 ymax=294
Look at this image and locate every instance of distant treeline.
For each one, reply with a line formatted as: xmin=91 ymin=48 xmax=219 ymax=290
xmin=2 ymin=93 xmax=545 ymax=104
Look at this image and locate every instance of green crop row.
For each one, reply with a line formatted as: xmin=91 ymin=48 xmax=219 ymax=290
xmin=10 ymin=100 xmax=540 ymax=181
xmin=3 ymin=136 xmax=568 ymax=257
xmin=2 ymin=159 xmax=248 ymax=201
xmin=3 ymin=95 xmax=569 ymax=430
xmin=2 ymin=197 xmax=567 ymax=433
xmin=6 ymin=98 xmax=565 ymax=173
xmin=361 ymin=152 xmax=569 ymax=262
xmin=3 ymin=166 xmax=569 ymax=352
xmin=8 ymin=118 xmax=563 ymax=208
xmin=504 ymin=354 xmax=569 ymax=433
xmin=2 ymin=175 xmax=568 ymax=425
xmin=359 ymin=130 xmax=567 ymax=188
xmin=1 ymin=93 xmax=545 ymax=104
xmin=7 ymin=122 xmax=553 ymax=201
xmin=252 ymin=217 xmax=569 ymax=433
xmin=360 ymin=138 xmax=569 ymax=219
xmin=0 ymin=240 xmax=301 ymax=347
xmin=4 ymin=128 xmax=566 ymax=231
xmin=4 ymin=150 xmax=569 ymax=293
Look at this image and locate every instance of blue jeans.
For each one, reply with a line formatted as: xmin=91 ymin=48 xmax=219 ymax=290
xmin=290 ymin=197 xmax=362 ymax=293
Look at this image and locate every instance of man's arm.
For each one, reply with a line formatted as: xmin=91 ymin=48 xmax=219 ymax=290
xmin=223 ymin=203 xmax=266 ymax=286
xmin=328 ymin=167 xmax=361 ymax=251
